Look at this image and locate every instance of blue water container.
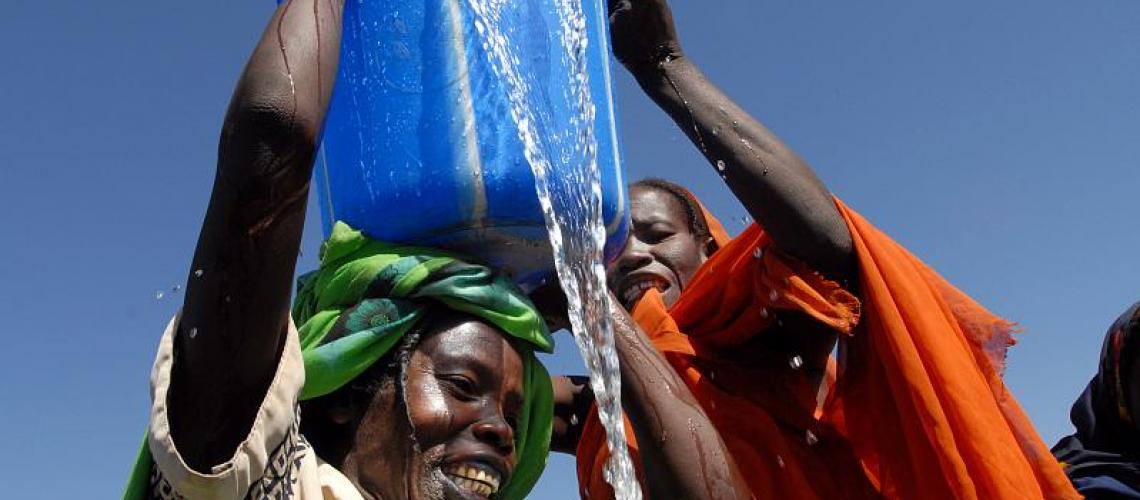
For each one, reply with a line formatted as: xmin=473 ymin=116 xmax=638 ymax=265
xmin=308 ymin=0 xmax=628 ymax=290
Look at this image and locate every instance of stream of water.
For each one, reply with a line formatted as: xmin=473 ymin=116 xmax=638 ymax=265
xmin=460 ymin=0 xmax=642 ymax=498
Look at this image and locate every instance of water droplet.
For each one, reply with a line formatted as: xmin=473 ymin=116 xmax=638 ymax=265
xmin=805 ymin=429 xmax=818 ymax=446
xmin=155 ymin=291 xmax=164 ymax=300
xmin=776 ymin=455 xmax=785 ymax=468
xmin=752 ymin=247 xmax=763 ymax=259
xmin=789 ymin=355 xmax=804 ymax=370
xmin=760 ymin=307 xmax=769 ymax=318
xmin=709 ymin=370 xmax=716 ymax=380
xmin=715 ymin=160 xmax=726 ymax=172
xmin=172 ymin=284 xmax=182 ymax=293
xmin=188 ymin=327 xmax=198 ymax=339
xmin=570 ymin=414 xmax=579 ymax=426
xmin=194 ymin=269 xmax=204 ymax=278
xmin=769 ymin=289 xmax=779 ymax=302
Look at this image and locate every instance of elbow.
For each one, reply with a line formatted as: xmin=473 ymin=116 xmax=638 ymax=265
xmin=825 ymin=224 xmax=854 ymax=262
xmin=814 ymin=223 xmax=856 ymax=283
xmin=215 ymin=94 xmax=322 ymax=191
xmin=783 ymin=211 xmax=854 ymax=283
xmin=225 ymin=93 xmax=321 ymax=154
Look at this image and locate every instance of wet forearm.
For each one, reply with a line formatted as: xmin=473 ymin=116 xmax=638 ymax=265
xmin=632 ymin=58 xmax=854 ymax=281
xmin=170 ymin=0 xmax=345 ymax=472
xmin=611 ymin=298 xmax=749 ymax=499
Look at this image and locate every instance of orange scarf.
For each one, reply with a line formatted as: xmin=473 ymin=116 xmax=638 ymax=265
xmin=575 ymin=198 xmax=1077 ymax=499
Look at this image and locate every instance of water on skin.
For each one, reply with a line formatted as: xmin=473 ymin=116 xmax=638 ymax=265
xmin=459 ymin=0 xmax=641 ymax=497
xmin=275 ymin=0 xmax=300 ymax=136
xmin=661 ymin=67 xmax=708 ymax=157
xmin=404 ymin=365 xmax=456 ymax=498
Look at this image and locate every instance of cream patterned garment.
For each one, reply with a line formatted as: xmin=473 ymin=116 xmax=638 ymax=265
xmin=146 ymin=316 xmax=364 ymax=500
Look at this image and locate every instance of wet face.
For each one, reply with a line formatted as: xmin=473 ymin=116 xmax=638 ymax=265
xmin=607 ymin=186 xmax=711 ymax=310
xmin=345 ymin=315 xmax=525 ymax=500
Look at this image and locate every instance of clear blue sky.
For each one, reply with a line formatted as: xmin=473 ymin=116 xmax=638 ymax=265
xmin=1 ymin=1 xmax=1138 ymax=498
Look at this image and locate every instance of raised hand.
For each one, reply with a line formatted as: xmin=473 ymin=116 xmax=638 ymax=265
xmin=607 ymin=0 xmax=683 ymax=75
xmin=612 ymin=0 xmax=854 ymax=284
xmin=529 ymin=279 xmax=571 ymax=332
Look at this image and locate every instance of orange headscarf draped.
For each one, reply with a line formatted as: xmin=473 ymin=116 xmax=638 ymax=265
xmin=575 ymin=196 xmax=1078 ymax=499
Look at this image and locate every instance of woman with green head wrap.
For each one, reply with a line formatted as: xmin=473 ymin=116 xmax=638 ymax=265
xmin=290 ymin=224 xmax=554 ymax=500
xmin=125 ymin=1 xmax=553 ymax=498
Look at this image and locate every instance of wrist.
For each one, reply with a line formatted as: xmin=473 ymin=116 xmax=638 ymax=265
xmin=628 ymin=52 xmax=692 ymax=98
xmin=622 ymin=40 xmax=684 ymax=76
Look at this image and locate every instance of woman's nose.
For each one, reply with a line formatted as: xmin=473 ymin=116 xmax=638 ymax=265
xmin=613 ymin=238 xmax=653 ymax=274
xmin=472 ymin=416 xmax=515 ymax=455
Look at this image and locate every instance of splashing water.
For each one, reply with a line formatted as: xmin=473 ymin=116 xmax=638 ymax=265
xmin=460 ymin=0 xmax=641 ymax=498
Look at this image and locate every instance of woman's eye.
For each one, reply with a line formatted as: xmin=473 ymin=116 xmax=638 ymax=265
xmin=442 ymin=375 xmax=478 ymax=399
xmin=640 ymin=228 xmax=672 ymax=243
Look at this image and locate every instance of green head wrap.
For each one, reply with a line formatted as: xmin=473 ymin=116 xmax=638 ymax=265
xmin=125 ymin=222 xmax=555 ymax=500
xmin=293 ymin=223 xmax=555 ymax=499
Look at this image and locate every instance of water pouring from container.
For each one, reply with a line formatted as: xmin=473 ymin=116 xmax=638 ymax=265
xmin=311 ymin=0 xmax=640 ymax=497
xmin=459 ymin=0 xmax=642 ymax=497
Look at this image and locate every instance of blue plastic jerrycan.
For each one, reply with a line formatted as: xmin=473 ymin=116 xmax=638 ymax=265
xmin=303 ymin=0 xmax=629 ymax=290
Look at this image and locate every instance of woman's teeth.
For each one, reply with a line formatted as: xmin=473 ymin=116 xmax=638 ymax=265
xmin=444 ymin=464 xmax=500 ymax=497
xmin=622 ymin=279 xmax=664 ymax=304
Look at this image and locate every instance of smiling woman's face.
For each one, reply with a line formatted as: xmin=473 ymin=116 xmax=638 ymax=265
xmin=343 ymin=314 xmax=525 ymax=500
xmin=607 ymin=185 xmax=711 ymax=310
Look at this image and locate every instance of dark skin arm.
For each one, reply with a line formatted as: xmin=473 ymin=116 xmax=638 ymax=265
xmin=609 ymin=0 xmax=855 ymax=282
xmin=550 ymin=375 xmax=592 ymax=454
xmin=531 ymin=283 xmax=593 ymax=455
xmin=167 ymin=0 xmax=343 ymax=472
xmin=541 ymin=290 xmax=749 ymax=498
xmin=609 ymin=293 xmax=750 ymax=499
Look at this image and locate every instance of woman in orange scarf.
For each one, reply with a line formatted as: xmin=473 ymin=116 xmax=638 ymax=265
xmin=551 ymin=0 xmax=1082 ymax=498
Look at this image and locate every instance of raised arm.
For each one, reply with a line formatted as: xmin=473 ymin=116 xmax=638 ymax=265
xmin=168 ymin=0 xmax=344 ymax=472
xmin=609 ymin=0 xmax=854 ymax=281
